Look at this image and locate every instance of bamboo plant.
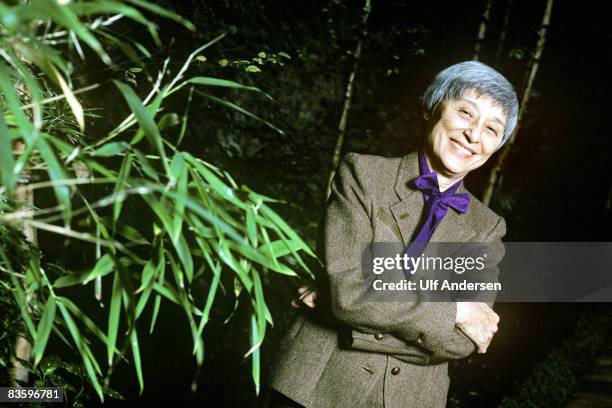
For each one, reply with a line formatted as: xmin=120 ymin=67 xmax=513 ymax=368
xmin=0 ymin=0 xmax=314 ymax=401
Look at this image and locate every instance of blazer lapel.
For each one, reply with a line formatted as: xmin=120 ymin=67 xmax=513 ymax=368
xmin=389 ymin=151 xmax=423 ymax=246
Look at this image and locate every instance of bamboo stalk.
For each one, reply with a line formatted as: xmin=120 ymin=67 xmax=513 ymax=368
xmin=9 ymin=142 xmax=37 ymax=386
xmin=494 ymin=0 xmax=514 ymax=64
xmin=473 ymin=0 xmax=494 ymax=61
xmin=325 ymin=0 xmax=372 ymax=200
xmin=482 ymin=0 xmax=554 ymax=206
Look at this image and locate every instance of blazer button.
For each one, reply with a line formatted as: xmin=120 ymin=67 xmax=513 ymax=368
xmin=374 ymin=333 xmax=384 ymax=340
xmin=416 ymin=333 xmax=424 ymax=345
xmin=391 ymin=367 xmax=401 ymax=375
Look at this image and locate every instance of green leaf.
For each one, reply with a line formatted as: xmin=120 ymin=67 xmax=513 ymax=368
xmin=258 ymin=239 xmax=305 ymax=258
xmin=113 ymin=80 xmax=170 ymax=177
xmin=56 ymin=302 xmax=104 ymax=401
xmin=53 ymin=254 xmax=115 ymax=288
xmin=107 ymin=272 xmax=122 ymax=367
xmin=92 ymin=142 xmax=131 ymax=157
xmin=246 ymin=207 xmax=258 ymax=247
xmin=36 ymin=135 xmax=72 ymax=222
xmin=130 ymin=328 xmax=144 ymax=393
xmin=33 ymin=296 xmax=56 ymax=366
xmin=113 ymin=151 xmax=133 ymax=225
xmin=246 ymin=65 xmax=261 ymax=73
xmin=57 ymin=296 xmax=125 ymax=362
xmin=249 ymin=315 xmax=260 ymax=395
xmin=125 ymin=0 xmax=195 ymax=31
xmin=187 ymin=76 xmax=262 ymax=93
xmin=195 ymin=91 xmax=284 ymax=135
xmin=170 ymin=152 xmax=186 ymax=241
xmin=28 ymin=0 xmax=111 ymax=65
xmin=158 ymin=112 xmax=180 ymax=130
xmin=0 ymin=114 xmax=16 ymax=197
xmin=84 ymin=254 xmax=115 ymax=285
xmin=174 ymin=234 xmax=194 ymax=284
xmin=227 ymin=241 xmax=296 ymax=276
xmin=46 ymin=62 xmax=85 ymax=130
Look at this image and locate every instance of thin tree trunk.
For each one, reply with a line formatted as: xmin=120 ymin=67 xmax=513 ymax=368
xmin=482 ymin=0 xmax=554 ymax=206
xmin=494 ymin=0 xmax=514 ymax=64
xmin=9 ymin=141 xmax=37 ymax=386
xmin=473 ymin=0 xmax=494 ymax=61
xmin=325 ymin=0 xmax=372 ymax=201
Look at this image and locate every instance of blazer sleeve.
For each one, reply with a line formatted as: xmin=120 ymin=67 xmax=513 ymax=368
xmin=320 ymin=154 xmax=493 ymax=360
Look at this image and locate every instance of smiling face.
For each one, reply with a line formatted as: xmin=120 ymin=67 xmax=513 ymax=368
xmin=424 ymin=88 xmax=507 ymax=182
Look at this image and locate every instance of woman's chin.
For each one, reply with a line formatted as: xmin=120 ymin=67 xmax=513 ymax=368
xmin=439 ymin=155 xmax=471 ymax=175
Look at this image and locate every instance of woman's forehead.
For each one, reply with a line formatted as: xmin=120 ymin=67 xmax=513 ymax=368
xmin=447 ymin=89 xmax=508 ymax=121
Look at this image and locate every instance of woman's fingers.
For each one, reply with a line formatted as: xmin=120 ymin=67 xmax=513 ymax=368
xmin=293 ymin=285 xmax=318 ymax=308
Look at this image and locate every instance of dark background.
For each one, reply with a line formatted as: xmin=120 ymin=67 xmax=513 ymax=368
xmin=37 ymin=0 xmax=612 ymax=406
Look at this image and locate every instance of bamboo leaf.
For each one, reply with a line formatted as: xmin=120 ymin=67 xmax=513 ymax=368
xmin=195 ymin=90 xmax=285 ymax=135
xmin=36 ymin=135 xmax=72 ymax=222
xmin=107 ymin=272 xmax=122 ymax=367
xmin=227 ymin=241 xmax=297 ymax=276
xmin=170 ymin=152 xmax=186 ymax=243
xmin=113 ymin=151 xmax=133 ymax=225
xmin=0 ymin=114 xmax=16 ymax=197
xmin=259 ymin=205 xmax=315 ymax=257
xmin=84 ymin=254 xmax=115 ymax=285
xmin=174 ymin=234 xmax=194 ymax=284
xmin=125 ymin=0 xmax=195 ymax=31
xmin=187 ymin=76 xmax=263 ymax=93
xmin=257 ymin=239 xmax=305 ymax=258
xmin=113 ymin=80 xmax=170 ymax=176
xmin=246 ymin=207 xmax=258 ymax=247
xmin=28 ymin=0 xmax=111 ymax=65
xmin=249 ymin=315 xmax=260 ymax=395
xmin=92 ymin=142 xmax=131 ymax=157
xmin=149 ymin=244 xmax=165 ymax=333
xmin=47 ymin=62 xmax=85 ymax=131
xmin=33 ymin=296 xmax=56 ymax=366
xmin=130 ymin=328 xmax=144 ymax=393
xmin=57 ymin=302 xmax=104 ymax=401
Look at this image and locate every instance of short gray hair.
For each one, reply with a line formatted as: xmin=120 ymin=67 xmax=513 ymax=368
xmin=420 ymin=61 xmax=519 ymax=148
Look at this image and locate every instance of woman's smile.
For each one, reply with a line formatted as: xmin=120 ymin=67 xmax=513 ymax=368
xmin=450 ymin=138 xmax=476 ymax=158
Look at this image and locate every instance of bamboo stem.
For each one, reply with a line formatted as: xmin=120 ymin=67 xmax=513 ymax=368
xmin=325 ymin=0 xmax=372 ymax=201
xmin=9 ymin=141 xmax=37 ymax=386
xmin=494 ymin=0 xmax=514 ymax=64
xmin=473 ymin=0 xmax=494 ymax=61
xmin=482 ymin=0 xmax=554 ymax=206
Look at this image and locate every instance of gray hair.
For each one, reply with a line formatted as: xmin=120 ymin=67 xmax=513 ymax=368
xmin=420 ymin=61 xmax=519 ymax=148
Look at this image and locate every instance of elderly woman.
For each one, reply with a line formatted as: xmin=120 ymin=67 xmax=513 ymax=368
xmin=267 ymin=61 xmax=518 ymax=408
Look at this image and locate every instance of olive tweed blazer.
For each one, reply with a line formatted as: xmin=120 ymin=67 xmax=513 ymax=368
xmin=268 ymin=151 xmax=506 ymax=408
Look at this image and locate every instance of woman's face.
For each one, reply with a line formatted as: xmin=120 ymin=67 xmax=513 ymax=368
xmin=424 ymin=88 xmax=507 ymax=179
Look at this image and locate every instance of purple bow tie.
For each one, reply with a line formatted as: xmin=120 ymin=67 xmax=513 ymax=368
xmin=414 ymin=172 xmax=470 ymax=214
xmin=403 ymin=152 xmax=470 ymax=279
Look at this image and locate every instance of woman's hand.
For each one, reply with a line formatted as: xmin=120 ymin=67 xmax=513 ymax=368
xmin=291 ymin=284 xmax=318 ymax=309
xmin=455 ymin=302 xmax=499 ymax=354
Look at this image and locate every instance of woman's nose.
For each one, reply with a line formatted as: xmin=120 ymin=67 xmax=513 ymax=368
xmin=463 ymin=125 xmax=482 ymax=143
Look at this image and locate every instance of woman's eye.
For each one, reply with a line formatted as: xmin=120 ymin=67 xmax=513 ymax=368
xmin=459 ymin=109 xmax=472 ymax=118
xmin=487 ymin=127 xmax=499 ymax=136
